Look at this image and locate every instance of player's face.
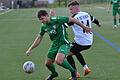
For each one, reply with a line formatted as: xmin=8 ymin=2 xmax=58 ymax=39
xmin=68 ymin=5 xmax=77 ymax=14
xmin=39 ymin=15 xmax=49 ymax=24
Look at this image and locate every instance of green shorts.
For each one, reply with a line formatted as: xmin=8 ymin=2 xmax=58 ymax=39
xmin=47 ymin=43 xmax=70 ymax=60
xmin=112 ymin=9 xmax=120 ymax=16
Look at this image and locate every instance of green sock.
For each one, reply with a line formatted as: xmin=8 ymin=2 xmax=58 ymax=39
xmin=46 ymin=64 xmax=56 ymax=74
xmin=114 ymin=19 xmax=117 ymax=25
xmin=60 ymin=60 xmax=75 ymax=72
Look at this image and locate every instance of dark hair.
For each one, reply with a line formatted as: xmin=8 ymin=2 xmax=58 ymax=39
xmin=68 ymin=1 xmax=79 ymax=7
xmin=37 ymin=10 xmax=48 ymax=18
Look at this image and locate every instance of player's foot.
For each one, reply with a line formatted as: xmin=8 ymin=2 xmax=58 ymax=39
xmin=113 ymin=25 xmax=117 ymax=29
xmin=46 ymin=72 xmax=58 ymax=80
xmin=69 ymin=72 xmax=80 ymax=80
xmin=83 ymin=67 xmax=91 ymax=76
xmin=71 ymin=70 xmax=77 ymax=80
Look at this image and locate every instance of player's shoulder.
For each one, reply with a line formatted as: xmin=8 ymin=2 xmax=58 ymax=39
xmin=51 ymin=16 xmax=57 ymax=20
xmin=78 ymin=11 xmax=89 ymax=15
xmin=75 ymin=11 xmax=89 ymax=17
xmin=51 ymin=16 xmax=67 ymax=19
xmin=40 ymin=23 xmax=46 ymax=28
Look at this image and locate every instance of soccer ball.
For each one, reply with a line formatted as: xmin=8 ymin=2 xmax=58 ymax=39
xmin=23 ymin=61 xmax=35 ymax=74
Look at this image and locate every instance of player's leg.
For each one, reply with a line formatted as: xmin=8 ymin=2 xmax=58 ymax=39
xmin=45 ymin=45 xmax=58 ymax=80
xmin=75 ymin=52 xmax=91 ymax=76
xmin=74 ymin=45 xmax=91 ymax=76
xmin=45 ymin=59 xmax=58 ymax=80
xmin=67 ymin=43 xmax=81 ymax=79
xmin=74 ymin=44 xmax=91 ymax=66
xmin=55 ymin=44 xmax=77 ymax=80
xmin=113 ymin=9 xmax=117 ymax=28
xmin=67 ymin=52 xmax=88 ymax=70
xmin=68 ymin=43 xmax=91 ymax=76
xmin=67 ymin=52 xmax=76 ymax=70
xmin=67 ymin=43 xmax=87 ymax=68
xmin=67 ymin=52 xmax=80 ymax=80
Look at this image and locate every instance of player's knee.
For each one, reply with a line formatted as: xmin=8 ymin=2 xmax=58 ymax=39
xmin=55 ymin=59 xmax=63 ymax=65
xmin=45 ymin=60 xmax=54 ymax=66
xmin=55 ymin=53 xmax=65 ymax=65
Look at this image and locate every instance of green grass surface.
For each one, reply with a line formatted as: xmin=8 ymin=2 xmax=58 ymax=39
xmin=0 ymin=3 xmax=120 ymax=80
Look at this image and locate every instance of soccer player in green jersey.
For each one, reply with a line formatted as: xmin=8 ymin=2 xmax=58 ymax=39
xmin=26 ymin=10 xmax=92 ymax=80
xmin=108 ymin=0 xmax=120 ymax=28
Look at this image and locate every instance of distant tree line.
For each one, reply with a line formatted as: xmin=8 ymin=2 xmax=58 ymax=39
xmin=0 ymin=0 xmax=108 ymax=9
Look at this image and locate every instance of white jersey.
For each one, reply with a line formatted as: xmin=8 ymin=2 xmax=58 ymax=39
xmin=71 ymin=11 xmax=93 ymax=45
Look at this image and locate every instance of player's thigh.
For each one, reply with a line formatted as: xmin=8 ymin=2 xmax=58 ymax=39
xmin=55 ymin=53 xmax=65 ymax=64
xmin=55 ymin=44 xmax=70 ymax=64
xmin=58 ymin=44 xmax=70 ymax=55
xmin=113 ymin=9 xmax=117 ymax=16
xmin=70 ymin=43 xmax=91 ymax=54
xmin=47 ymin=45 xmax=59 ymax=60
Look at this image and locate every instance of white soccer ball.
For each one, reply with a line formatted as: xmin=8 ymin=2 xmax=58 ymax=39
xmin=23 ymin=61 xmax=35 ymax=74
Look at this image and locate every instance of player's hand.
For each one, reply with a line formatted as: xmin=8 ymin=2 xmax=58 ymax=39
xmin=84 ymin=27 xmax=92 ymax=33
xmin=50 ymin=9 xmax=56 ymax=16
xmin=26 ymin=49 xmax=32 ymax=56
xmin=98 ymin=23 xmax=101 ymax=27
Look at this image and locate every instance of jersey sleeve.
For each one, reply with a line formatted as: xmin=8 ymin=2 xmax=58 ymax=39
xmin=57 ymin=16 xmax=69 ymax=24
xmin=39 ymin=25 xmax=45 ymax=37
xmin=90 ymin=15 xmax=100 ymax=26
xmin=67 ymin=13 xmax=78 ymax=26
xmin=90 ymin=15 xmax=95 ymax=22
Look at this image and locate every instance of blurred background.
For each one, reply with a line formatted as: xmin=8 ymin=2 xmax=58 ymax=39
xmin=0 ymin=0 xmax=109 ymax=10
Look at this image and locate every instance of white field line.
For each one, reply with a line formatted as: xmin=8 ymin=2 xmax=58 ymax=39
xmin=0 ymin=9 xmax=13 ymax=16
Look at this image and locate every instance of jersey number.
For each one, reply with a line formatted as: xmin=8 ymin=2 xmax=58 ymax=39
xmin=81 ymin=20 xmax=90 ymax=33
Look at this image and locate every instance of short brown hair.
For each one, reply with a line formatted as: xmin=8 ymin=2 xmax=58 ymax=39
xmin=37 ymin=10 xmax=48 ymax=18
xmin=68 ymin=1 xmax=79 ymax=7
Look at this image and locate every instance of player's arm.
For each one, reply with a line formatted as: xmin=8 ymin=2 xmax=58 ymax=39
xmin=50 ymin=9 xmax=70 ymax=28
xmin=68 ymin=17 xmax=92 ymax=33
xmin=26 ymin=34 xmax=43 ymax=56
xmin=90 ymin=15 xmax=101 ymax=27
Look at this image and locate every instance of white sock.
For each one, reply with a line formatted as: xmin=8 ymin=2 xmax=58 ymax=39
xmin=83 ymin=64 xmax=88 ymax=70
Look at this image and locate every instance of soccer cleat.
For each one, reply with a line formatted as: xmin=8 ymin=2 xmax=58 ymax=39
xmin=69 ymin=72 xmax=80 ymax=80
xmin=46 ymin=72 xmax=58 ymax=80
xmin=83 ymin=67 xmax=91 ymax=76
xmin=71 ymin=71 xmax=77 ymax=80
xmin=113 ymin=25 xmax=117 ymax=29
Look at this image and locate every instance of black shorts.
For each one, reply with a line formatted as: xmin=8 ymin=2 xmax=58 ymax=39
xmin=70 ymin=42 xmax=91 ymax=54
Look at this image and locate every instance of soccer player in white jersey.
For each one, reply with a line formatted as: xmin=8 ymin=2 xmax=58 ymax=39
xmin=66 ymin=1 xmax=101 ymax=79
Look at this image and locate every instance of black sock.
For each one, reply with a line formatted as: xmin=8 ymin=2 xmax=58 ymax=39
xmin=75 ymin=53 xmax=86 ymax=67
xmin=67 ymin=55 xmax=76 ymax=70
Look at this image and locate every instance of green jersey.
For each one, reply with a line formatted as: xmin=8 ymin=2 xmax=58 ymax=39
xmin=40 ymin=16 xmax=69 ymax=44
xmin=111 ymin=0 xmax=120 ymax=9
